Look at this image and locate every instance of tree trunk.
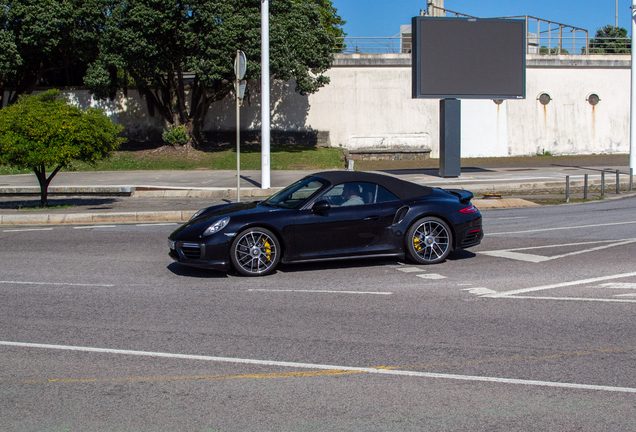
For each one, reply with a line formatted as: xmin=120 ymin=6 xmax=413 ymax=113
xmin=33 ymin=165 xmax=62 ymax=208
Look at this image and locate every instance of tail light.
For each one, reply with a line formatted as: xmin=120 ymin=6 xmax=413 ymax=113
xmin=459 ymin=205 xmax=478 ymax=214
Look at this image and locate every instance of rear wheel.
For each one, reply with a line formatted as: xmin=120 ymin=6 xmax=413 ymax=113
xmin=230 ymin=227 xmax=280 ymax=276
xmin=406 ymin=217 xmax=452 ymax=264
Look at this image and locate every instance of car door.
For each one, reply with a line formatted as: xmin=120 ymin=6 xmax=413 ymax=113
xmin=291 ymin=182 xmax=387 ymax=260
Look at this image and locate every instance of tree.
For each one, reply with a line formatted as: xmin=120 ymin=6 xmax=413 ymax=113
xmin=539 ymin=46 xmax=569 ymax=55
xmin=85 ymin=0 xmax=338 ymax=148
xmin=587 ymin=25 xmax=630 ymax=54
xmin=0 ymin=0 xmax=104 ymax=108
xmin=0 ymin=89 xmax=124 ymax=207
xmin=298 ymin=0 xmax=346 ymax=50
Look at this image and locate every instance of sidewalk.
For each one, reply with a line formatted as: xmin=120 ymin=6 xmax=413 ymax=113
xmin=0 ymin=155 xmax=633 ymax=225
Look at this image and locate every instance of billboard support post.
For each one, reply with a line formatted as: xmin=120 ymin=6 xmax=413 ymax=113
xmin=439 ymin=99 xmax=461 ymax=178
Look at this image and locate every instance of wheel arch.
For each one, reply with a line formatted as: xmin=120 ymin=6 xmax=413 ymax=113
xmin=404 ymin=211 xmax=458 ymax=250
xmin=232 ymin=222 xmax=288 ymax=258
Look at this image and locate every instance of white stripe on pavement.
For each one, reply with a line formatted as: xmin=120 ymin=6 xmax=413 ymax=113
xmin=2 ymin=341 xmax=635 ymax=393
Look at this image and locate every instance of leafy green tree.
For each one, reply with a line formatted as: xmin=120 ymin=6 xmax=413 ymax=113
xmin=298 ymin=0 xmax=346 ymax=50
xmin=539 ymin=46 xmax=569 ymax=55
xmin=85 ymin=0 xmax=337 ymax=148
xmin=587 ymin=25 xmax=630 ymax=54
xmin=0 ymin=0 xmax=104 ymax=108
xmin=0 ymin=89 xmax=124 ymax=207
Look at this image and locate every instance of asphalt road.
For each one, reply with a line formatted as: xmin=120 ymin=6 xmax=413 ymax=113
xmin=1 ymin=196 xmax=636 ymax=431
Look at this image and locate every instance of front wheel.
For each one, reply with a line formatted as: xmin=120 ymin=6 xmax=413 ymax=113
xmin=230 ymin=227 xmax=281 ymax=276
xmin=406 ymin=217 xmax=452 ymax=264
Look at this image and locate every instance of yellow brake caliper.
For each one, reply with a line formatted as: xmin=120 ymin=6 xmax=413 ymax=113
xmin=413 ymin=237 xmax=422 ymax=251
xmin=263 ymin=241 xmax=272 ymax=260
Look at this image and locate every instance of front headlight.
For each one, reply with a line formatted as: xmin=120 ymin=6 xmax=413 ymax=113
xmin=202 ymin=217 xmax=230 ymax=237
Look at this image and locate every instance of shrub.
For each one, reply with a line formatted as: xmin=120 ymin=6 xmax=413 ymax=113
xmin=162 ymin=124 xmax=190 ymax=146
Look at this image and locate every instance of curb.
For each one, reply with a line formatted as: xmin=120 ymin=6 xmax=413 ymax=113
xmin=0 ymin=186 xmax=284 ymax=198
xmin=0 ymin=198 xmax=537 ymax=226
xmin=0 ymin=210 xmax=197 ymax=226
xmin=132 ymin=187 xmax=284 ymax=198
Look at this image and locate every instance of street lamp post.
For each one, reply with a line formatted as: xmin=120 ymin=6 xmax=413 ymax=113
xmin=631 ymin=0 xmax=636 ymax=172
xmin=261 ymin=0 xmax=271 ymax=189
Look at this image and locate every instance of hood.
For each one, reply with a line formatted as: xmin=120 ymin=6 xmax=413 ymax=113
xmin=169 ymin=201 xmax=278 ymax=239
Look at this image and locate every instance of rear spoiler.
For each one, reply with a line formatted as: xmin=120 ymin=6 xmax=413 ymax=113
xmin=444 ymin=189 xmax=474 ymax=205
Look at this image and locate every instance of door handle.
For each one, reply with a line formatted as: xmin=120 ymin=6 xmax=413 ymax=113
xmin=363 ymin=215 xmax=381 ymax=221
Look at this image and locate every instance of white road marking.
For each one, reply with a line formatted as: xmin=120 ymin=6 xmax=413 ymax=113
xmin=2 ymin=341 xmax=635 ymax=394
xmin=3 ymin=228 xmax=54 ymax=232
xmin=416 ymin=274 xmax=446 ymax=280
xmin=480 ymin=250 xmax=550 ymax=263
xmin=480 ymin=239 xmax=636 ymax=263
xmin=135 ymin=223 xmax=178 ymax=227
xmin=488 ymin=220 xmax=636 ymax=236
xmin=462 ymin=287 xmax=497 ymax=295
xmin=248 ymin=289 xmax=392 ymax=295
xmin=614 ymin=293 xmax=636 ymax=297
xmin=493 ymin=295 xmax=636 ymax=303
xmin=489 ymin=217 xmax=528 ymax=221
xmin=0 ymin=281 xmax=114 ymax=287
xmin=74 ymin=225 xmax=116 ymax=229
xmin=396 ymin=267 xmax=426 ymax=273
xmin=485 ymin=272 xmax=636 ymax=298
xmin=595 ymin=283 xmax=636 ymax=289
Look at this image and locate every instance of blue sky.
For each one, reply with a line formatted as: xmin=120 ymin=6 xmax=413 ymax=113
xmin=336 ymin=0 xmax=634 ymax=37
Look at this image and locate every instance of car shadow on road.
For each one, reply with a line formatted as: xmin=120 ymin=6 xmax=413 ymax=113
xmin=167 ymin=263 xmax=228 ymax=278
xmin=275 ymin=257 xmax=405 ymax=274
xmin=447 ymin=250 xmax=477 ymax=261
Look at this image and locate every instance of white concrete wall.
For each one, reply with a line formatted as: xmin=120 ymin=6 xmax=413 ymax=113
xmin=4 ymin=54 xmax=630 ymax=158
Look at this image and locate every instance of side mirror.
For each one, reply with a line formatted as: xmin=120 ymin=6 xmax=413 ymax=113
xmin=312 ymin=200 xmax=331 ymax=214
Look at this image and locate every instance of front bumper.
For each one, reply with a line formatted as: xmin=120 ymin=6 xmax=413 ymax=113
xmin=168 ymin=238 xmax=231 ymax=272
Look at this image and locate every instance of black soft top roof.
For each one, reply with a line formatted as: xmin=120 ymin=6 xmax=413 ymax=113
xmin=313 ymin=171 xmax=432 ymax=200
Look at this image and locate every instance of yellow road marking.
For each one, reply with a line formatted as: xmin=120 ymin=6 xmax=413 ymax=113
xmin=3 ymin=346 xmax=633 ymax=385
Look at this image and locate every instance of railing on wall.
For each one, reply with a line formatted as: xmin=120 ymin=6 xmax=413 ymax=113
xmin=336 ymin=9 xmax=631 ymax=56
xmin=335 ymin=36 xmax=631 ymax=55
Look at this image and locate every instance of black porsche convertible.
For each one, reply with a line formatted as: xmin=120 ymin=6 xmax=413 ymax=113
xmin=168 ymin=171 xmax=483 ymax=276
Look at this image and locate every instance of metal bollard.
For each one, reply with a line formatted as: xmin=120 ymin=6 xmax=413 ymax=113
xmin=616 ymin=170 xmax=620 ymax=194
xmin=584 ymin=174 xmax=588 ymax=200
xmin=565 ymin=175 xmax=570 ymax=202
xmin=601 ymin=171 xmax=605 ymax=198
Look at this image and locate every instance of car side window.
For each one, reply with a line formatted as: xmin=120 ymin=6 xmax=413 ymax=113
xmin=320 ymin=182 xmax=383 ymax=207
xmin=376 ymin=185 xmax=399 ymax=203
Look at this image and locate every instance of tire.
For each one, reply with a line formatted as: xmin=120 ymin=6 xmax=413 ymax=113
xmin=230 ymin=227 xmax=281 ymax=276
xmin=406 ymin=217 xmax=452 ymax=265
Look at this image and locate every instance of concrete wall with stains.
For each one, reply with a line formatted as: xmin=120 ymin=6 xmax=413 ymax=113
xmin=3 ymin=54 xmax=629 ymax=158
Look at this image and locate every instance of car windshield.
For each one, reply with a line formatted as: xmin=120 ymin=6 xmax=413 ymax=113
xmin=261 ymin=176 xmax=327 ymax=209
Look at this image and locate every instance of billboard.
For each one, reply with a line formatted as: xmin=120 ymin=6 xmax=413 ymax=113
xmin=412 ymin=17 xmax=526 ymax=99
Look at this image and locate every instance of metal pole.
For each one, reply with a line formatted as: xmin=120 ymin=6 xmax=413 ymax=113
xmin=565 ymin=175 xmax=570 ymax=202
xmin=616 ymin=169 xmax=621 ymax=194
xmin=261 ymin=0 xmax=271 ymax=190
xmin=584 ymin=174 xmax=588 ymax=199
xmin=601 ymin=171 xmax=605 ymax=198
xmin=236 ymin=67 xmax=241 ymax=203
xmin=631 ymin=0 xmax=636 ymax=174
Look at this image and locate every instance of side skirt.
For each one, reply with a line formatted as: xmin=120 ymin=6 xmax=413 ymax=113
xmin=282 ymin=253 xmax=404 ymax=265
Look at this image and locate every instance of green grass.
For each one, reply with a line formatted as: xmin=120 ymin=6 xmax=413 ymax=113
xmin=14 ymin=204 xmax=75 ymax=210
xmin=0 ymin=144 xmax=345 ymax=175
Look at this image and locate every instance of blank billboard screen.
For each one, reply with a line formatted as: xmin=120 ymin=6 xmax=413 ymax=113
xmin=412 ymin=17 xmax=526 ymax=99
